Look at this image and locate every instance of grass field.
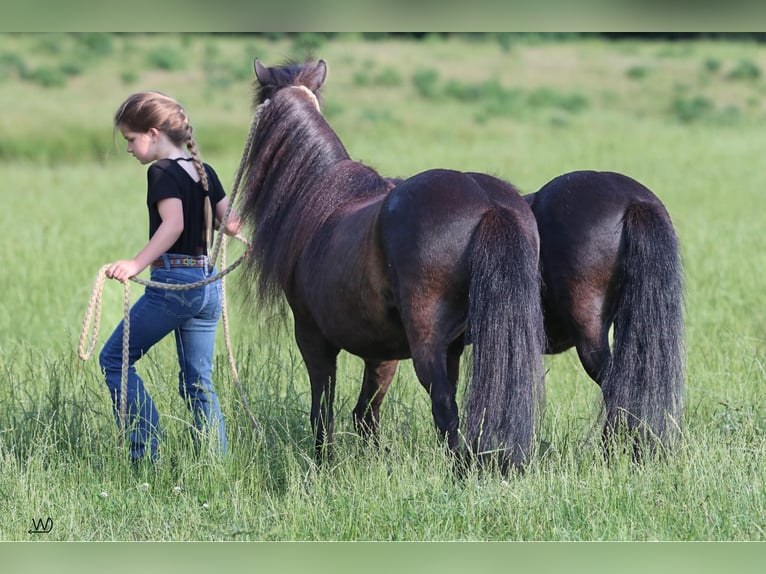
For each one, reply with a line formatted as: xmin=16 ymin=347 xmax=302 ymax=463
xmin=0 ymin=33 xmax=764 ymax=540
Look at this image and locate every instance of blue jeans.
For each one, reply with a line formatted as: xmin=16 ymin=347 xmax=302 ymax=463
xmin=99 ymin=254 xmax=226 ymax=461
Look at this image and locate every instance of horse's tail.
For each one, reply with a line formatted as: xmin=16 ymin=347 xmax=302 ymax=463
xmin=603 ymin=201 xmax=685 ymax=455
xmin=464 ymin=208 xmax=546 ymax=469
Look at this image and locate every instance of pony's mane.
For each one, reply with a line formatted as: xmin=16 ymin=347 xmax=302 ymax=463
xmin=241 ymin=61 xmax=390 ymax=306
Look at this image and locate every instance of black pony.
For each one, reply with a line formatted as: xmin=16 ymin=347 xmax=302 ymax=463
xmin=240 ymin=59 xmax=545 ymax=468
xmin=525 ymin=170 xmax=685 ymax=456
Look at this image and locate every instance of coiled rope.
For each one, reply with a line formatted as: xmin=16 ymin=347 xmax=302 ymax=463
xmin=78 ymin=100 xmax=270 ymax=445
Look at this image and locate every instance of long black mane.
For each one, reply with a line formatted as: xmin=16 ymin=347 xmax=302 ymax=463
xmin=241 ymin=60 xmax=390 ymax=305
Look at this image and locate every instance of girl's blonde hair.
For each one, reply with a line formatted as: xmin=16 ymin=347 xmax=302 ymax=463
xmin=114 ymin=91 xmax=213 ymax=247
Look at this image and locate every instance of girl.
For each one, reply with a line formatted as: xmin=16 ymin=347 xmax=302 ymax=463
xmin=100 ymin=91 xmax=242 ymax=462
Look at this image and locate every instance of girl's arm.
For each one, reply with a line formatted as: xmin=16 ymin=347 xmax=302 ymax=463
xmin=214 ymin=197 xmax=243 ymax=236
xmin=106 ymin=198 xmax=184 ymax=282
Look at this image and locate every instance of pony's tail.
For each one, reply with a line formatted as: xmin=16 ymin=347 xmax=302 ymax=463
xmin=463 ymin=209 xmax=546 ymax=469
xmin=602 ymin=202 xmax=685 ymax=457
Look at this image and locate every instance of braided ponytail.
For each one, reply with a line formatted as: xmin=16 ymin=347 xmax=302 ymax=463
xmin=185 ymin=124 xmax=213 ymax=251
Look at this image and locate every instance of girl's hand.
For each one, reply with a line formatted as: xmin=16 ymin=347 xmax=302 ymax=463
xmin=214 ymin=198 xmax=243 ymax=237
xmin=223 ymin=217 xmax=243 ymax=237
xmin=106 ymin=259 xmax=143 ymax=283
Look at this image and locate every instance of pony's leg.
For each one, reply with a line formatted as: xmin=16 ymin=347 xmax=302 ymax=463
xmin=293 ymin=321 xmax=340 ymax=461
xmin=574 ymin=325 xmax=612 ymax=386
xmin=352 ymin=359 xmax=398 ymax=441
xmin=446 ymin=339 xmax=467 ymax=467
xmin=401 ymin=299 xmax=464 ymax=453
xmin=570 ymin=293 xmax=631 ymax=453
xmin=446 ymin=338 xmax=464 ymax=388
xmin=410 ymin=347 xmax=460 ymax=452
xmin=580 ymin=320 xmax=637 ymax=457
xmin=570 ymin=287 xmax=613 ymax=385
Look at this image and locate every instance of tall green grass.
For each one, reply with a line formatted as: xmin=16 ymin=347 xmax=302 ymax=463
xmin=0 ymin=33 xmax=764 ymax=540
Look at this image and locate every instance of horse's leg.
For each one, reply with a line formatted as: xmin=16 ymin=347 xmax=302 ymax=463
xmin=570 ymin=285 xmax=613 ymax=386
xmin=402 ymin=302 xmax=464 ymax=453
xmin=574 ymin=324 xmax=612 ymax=386
xmin=352 ymin=359 xmax=398 ymax=441
xmin=570 ymin=286 xmax=631 ymax=453
xmin=410 ymin=346 xmax=460 ymax=453
xmin=446 ymin=338 xmax=464 ymax=389
xmin=446 ymin=339 xmax=467 ymax=465
xmin=293 ymin=320 xmax=340 ymax=461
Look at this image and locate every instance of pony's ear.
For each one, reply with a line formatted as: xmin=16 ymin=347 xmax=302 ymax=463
xmin=305 ymin=60 xmax=327 ymax=92
xmin=254 ymin=59 xmax=273 ymax=86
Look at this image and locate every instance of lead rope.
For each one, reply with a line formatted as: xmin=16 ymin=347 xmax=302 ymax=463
xmin=78 ymin=100 xmax=270 ymax=446
xmin=77 ymin=263 xmax=132 ymax=446
xmin=203 ymin=100 xmax=269 ymax=436
xmin=207 ymin=99 xmax=269 ymax=273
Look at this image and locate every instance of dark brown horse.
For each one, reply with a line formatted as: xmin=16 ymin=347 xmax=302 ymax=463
xmin=525 ymin=170 xmax=685 ymax=456
xmin=240 ymin=59 xmax=545 ymax=468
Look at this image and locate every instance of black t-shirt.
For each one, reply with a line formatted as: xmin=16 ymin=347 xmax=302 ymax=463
xmin=146 ymin=158 xmax=226 ymax=256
